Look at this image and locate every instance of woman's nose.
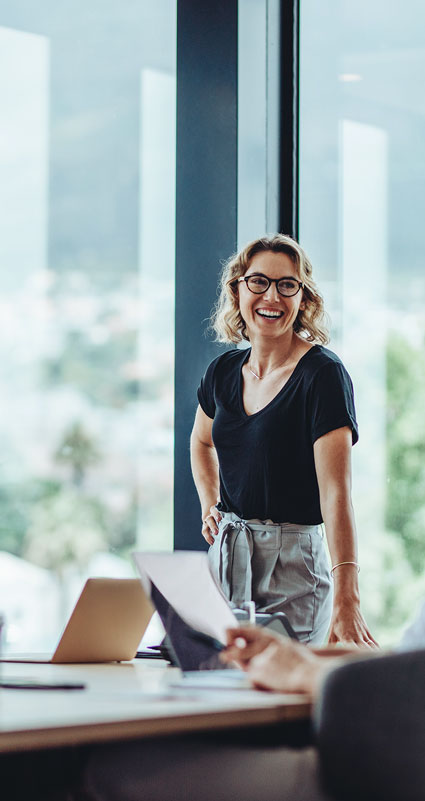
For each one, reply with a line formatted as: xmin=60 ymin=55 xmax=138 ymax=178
xmin=263 ymin=281 xmax=280 ymax=301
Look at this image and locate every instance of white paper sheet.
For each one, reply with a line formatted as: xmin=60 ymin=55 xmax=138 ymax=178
xmin=132 ymin=551 xmax=237 ymax=643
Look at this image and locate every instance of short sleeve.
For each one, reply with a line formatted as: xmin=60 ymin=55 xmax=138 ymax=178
xmin=197 ymin=359 xmax=218 ymax=419
xmin=309 ymin=361 xmax=359 ymax=445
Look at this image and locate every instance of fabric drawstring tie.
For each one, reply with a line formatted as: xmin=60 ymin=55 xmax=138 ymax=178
xmin=216 ymin=520 xmax=254 ymax=608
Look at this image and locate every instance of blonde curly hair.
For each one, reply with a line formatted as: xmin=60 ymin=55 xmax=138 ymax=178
xmin=210 ymin=234 xmax=329 ymax=345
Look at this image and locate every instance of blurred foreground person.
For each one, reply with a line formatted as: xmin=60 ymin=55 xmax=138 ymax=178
xmin=78 ymin=600 xmax=425 ymax=801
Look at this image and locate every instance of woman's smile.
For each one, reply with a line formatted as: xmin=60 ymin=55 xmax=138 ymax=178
xmin=255 ymin=307 xmax=284 ymax=319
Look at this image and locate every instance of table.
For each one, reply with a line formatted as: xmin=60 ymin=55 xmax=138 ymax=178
xmin=0 ymin=658 xmax=311 ymax=753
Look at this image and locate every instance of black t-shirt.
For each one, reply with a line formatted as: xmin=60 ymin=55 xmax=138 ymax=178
xmin=197 ymin=345 xmax=358 ymax=525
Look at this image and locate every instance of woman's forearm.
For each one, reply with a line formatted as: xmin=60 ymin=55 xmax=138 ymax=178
xmin=190 ymin=436 xmax=220 ymax=519
xmin=322 ymin=489 xmax=360 ymax=604
xmin=321 ymin=487 xmax=378 ymax=646
xmin=313 ymin=428 xmax=361 ymax=606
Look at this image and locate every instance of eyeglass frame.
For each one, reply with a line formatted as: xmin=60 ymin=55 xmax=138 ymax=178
xmin=236 ymin=273 xmax=304 ymax=298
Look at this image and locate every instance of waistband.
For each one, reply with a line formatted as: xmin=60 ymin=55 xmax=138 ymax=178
xmin=219 ymin=511 xmax=322 ymax=536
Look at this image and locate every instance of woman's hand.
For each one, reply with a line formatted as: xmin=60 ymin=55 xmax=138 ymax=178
xmin=201 ymin=505 xmax=222 ymax=545
xmin=221 ymin=626 xmax=329 ymax=696
xmin=328 ymin=600 xmax=379 ymax=648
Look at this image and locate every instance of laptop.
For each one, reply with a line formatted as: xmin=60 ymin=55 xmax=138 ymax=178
xmin=148 ymin=580 xmax=252 ymax=689
xmin=0 ymin=578 xmax=154 ymax=664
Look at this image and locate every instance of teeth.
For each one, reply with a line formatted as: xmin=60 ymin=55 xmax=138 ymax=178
xmin=257 ymin=310 xmax=282 ymax=318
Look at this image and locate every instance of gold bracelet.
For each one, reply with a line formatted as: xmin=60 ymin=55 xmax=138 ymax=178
xmin=330 ymin=561 xmax=360 ymax=577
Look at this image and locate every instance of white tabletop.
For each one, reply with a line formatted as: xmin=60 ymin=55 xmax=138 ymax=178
xmin=0 ymin=658 xmax=311 ymax=752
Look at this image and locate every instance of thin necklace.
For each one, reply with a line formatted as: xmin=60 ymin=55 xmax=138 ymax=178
xmin=248 ymin=354 xmax=292 ymax=380
xmin=249 ymin=364 xmax=261 ymax=379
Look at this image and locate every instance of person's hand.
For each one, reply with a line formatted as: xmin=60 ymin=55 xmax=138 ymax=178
xmin=221 ymin=626 xmax=328 ymax=696
xmin=221 ymin=625 xmax=280 ymax=667
xmin=201 ymin=505 xmax=222 ymax=545
xmin=247 ymin=641 xmax=328 ymax=695
xmin=327 ymin=601 xmax=379 ymax=648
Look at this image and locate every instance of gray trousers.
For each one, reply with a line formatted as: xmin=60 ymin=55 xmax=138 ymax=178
xmin=208 ymin=512 xmax=333 ymax=644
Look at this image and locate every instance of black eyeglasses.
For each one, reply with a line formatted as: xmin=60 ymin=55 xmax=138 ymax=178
xmin=237 ymin=273 xmax=303 ymax=297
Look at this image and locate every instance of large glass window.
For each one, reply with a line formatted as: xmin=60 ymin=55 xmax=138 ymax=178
xmin=237 ymin=0 xmax=280 ymax=247
xmin=0 ymin=2 xmax=176 ymax=652
xmin=299 ymin=0 xmax=425 ymax=643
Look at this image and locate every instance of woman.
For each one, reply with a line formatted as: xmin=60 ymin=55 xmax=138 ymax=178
xmin=190 ymin=234 xmax=376 ymax=646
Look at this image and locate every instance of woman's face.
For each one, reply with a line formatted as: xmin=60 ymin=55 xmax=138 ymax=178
xmin=237 ymin=250 xmax=304 ymax=342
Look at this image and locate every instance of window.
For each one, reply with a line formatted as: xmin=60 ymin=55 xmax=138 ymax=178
xmin=237 ymin=0 xmax=280 ymax=246
xmin=0 ymin=2 xmax=176 ymax=652
xmin=299 ymin=0 xmax=425 ymax=643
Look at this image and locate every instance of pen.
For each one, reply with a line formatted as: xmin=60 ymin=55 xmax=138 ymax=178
xmin=0 ymin=678 xmax=86 ymax=690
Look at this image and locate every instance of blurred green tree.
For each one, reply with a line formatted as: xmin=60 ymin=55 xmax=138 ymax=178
xmin=23 ymin=487 xmax=106 ymax=577
xmin=0 ymin=487 xmax=29 ymax=555
xmin=55 ymin=421 xmax=101 ymax=487
xmin=386 ymin=332 xmax=425 ymax=574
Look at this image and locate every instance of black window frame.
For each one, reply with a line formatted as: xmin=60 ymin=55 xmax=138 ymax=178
xmin=174 ymin=0 xmax=299 ymax=549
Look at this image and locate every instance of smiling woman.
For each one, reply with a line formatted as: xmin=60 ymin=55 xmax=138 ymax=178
xmin=190 ymin=234 xmax=377 ymax=647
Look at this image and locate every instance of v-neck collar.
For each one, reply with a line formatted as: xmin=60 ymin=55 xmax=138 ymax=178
xmin=238 ymin=345 xmax=319 ymax=418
